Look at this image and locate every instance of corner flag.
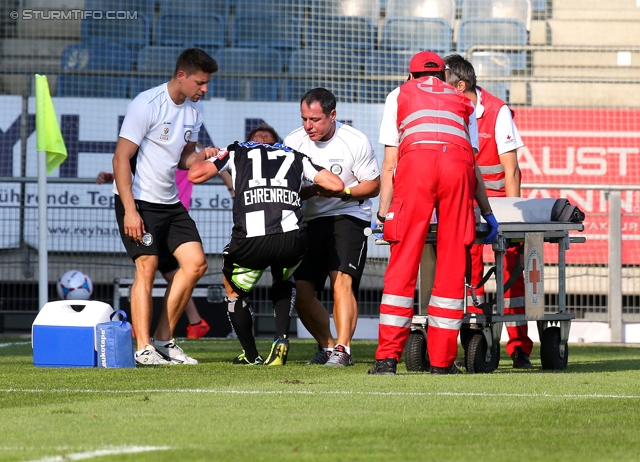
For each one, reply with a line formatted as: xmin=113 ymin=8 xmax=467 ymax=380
xmin=35 ymin=74 xmax=67 ymax=174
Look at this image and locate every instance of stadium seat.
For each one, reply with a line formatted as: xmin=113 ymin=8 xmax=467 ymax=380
xmin=233 ymin=0 xmax=307 ymax=18
xmin=456 ymin=18 xmax=527 ymax=70
xmin=309 ymin=0 xmax=382 ymax=24
xmin=157 ymin=0 xmax=232 ymax=19
xmin=80 ymin=12 xmax=151 ymax=61
xmin=157 ymin=12 xmax=226 ymax=49
xmin=84 ymin=0 xmax=154 ymax=17
xmin=57 ymin=44 xmax=131 ymax=98
xmin=380 ymin=18 xmax=452 ymax=55
xmin=131 ymin=46 xmax=185 ymax=96
xmin=304 ymin=16 xmax=377 ymax=53
xmin=210 ymin=47 xmax=283 ymax=101
xmin=471 ymin=51 xmax=511 ymax=102
xmin=231 ymin=14 xmax=301 ymax=51
xmin=461 ymin=0 xmax=531 ymax=30
xmin=385 ymin=0 xmax=456 ymax=28
xmin=359 ymin=50 xmax=414 ymax=103
xmin=285 ymin=48 xmax=363 ymax=102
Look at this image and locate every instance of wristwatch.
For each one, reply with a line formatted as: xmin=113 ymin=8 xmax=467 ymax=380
xmin=341 ymin=187 xmax=352 ymax=202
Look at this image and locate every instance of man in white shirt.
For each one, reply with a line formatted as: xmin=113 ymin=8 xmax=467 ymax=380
xmin=112 ymin=48 xmax=218 ymax=365
xmin=284 ymin=88 xmax=380 ymax=367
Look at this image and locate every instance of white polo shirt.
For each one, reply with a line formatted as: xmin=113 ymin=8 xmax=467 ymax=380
xmin=113 ymin=83 xmax=203 ymax=204
xmin=285 ymin=121 xmax=380 ymax=222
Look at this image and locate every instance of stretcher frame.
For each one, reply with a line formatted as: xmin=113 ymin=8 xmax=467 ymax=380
xmin=373 ymin=221 xmax=585 ymax=373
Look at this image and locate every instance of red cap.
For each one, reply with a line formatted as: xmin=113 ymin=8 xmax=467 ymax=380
xmin=409 ymin=51 xmax=445 ymax=73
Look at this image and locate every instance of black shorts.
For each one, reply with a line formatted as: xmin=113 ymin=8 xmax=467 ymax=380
xmin=223 ymin=229 xmax=307 ymax=297
xmin=294 ymin=215 xmax=368 ymax=292
xmin=115 ymin=195 xmax=202 ymax=262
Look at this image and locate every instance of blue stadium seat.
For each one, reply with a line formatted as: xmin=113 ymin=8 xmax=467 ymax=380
xmin=304 ymin=16 xmax=376 ymax=53
xmin=157 ymin=0 xmax=232 ymax=18
xmin=380 ymin=18 xmax=452 ymax=55
xmin=84 ymin=0 xmax=155 ymax=16
xmin=131 ymin=46 xmax=185 ymax=96
xmin=57 ymin=44 xmax=131 ymax=98
xmin=80 ymin=12 xmax=151 ymax=61
xmin=359 ymin=50 xmax=413 ymax=103
xmin=231 ymin=14 xmax=301 ymax=51
xmin=531 ymin=0 xmax=546 ymax=15
xmin=471 ymin=51 xmax=511 ymax=102
xmin=157 ymin=12 xmax=226 ymax=49
xmin=456 ymin=18 xmax=527 ymax=70
xmin=461 ymin=0 xmax=531 ymax=30
xmin=233 ymin=0 xmax=307 ymax=18
xmin=309 ymin=0 xmax=381 ymax=23
xmin=385 ymin=0 xmax=456 ymax=27
xmin=209 ymin=48 xmax=283 ymax=101
xmin=285 ymin=48 xmax=363 ymax=102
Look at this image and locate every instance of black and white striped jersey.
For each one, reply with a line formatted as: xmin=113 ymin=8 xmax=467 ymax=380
xmin=211 ymin=141 xmax=325 ymax=238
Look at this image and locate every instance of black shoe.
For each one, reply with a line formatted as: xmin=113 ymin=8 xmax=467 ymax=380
xmin=430 ymin=364 xmax=462 ymax=375
xmin=367 ymin=358 xmax=398 ymax=375
xmin=454 ymin=355 xmax=466 ymax=368
xmin=511 ymin=347 xmax=532 ymax=368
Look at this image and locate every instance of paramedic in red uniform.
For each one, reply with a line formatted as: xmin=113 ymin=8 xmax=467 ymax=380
xmin=444 ymin=53 xmax=533 ymax=368
xmin=368 ymin=51 xmax=499 ymax=375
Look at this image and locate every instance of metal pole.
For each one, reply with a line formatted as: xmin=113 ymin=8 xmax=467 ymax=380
xmin=608 ymin=191 xmax=622 ymax=343
xmin=37 ymin=150 xmax=48 ymax=310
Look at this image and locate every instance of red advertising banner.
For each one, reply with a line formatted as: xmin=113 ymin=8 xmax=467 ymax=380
xmin=502 ymin=108 xmax=640 ymax=264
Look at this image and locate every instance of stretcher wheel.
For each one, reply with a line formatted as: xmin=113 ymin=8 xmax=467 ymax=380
xmin=405 ymin=329 xmax=430 ymax=372
xmin=466 ymin=332 xmax=499 ymax=374
xmin=540 ymin=327 xmax=568 ymax=370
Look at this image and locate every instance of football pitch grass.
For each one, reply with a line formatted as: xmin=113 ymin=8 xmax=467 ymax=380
xmin=1 ymin=337 xmax=640 ymax=461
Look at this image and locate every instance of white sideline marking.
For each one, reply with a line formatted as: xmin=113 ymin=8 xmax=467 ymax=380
xmin=2 ymin=388 xmax=639 ymax=400
xmin=0 ymin=342 xmax=29 ymax=348
xmin=25 ymin=445 xmax=170 ymax=462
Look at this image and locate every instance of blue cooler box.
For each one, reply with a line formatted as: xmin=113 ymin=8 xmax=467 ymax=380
xmin=32 ymin=300 xmax=114 ymax=367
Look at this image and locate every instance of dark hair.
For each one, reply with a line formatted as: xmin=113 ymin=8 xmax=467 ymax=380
xmin=443 ymin=54 xmax=477 ymax=90
xmin=247 ymin=124 xmax=280 ymax=143
xmin=174 ymin=48 xmax=218 ymax=77
xmin=300 ymin=87 xmax=336 ymax=117
xmin=411 ymin=70 xmax=445 ymax=81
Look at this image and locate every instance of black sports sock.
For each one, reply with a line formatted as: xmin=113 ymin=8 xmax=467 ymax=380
xmin=226 ymin=297 xmax=259 ymax=362
xmin=271 ymin=280 xmax=295 ymax=339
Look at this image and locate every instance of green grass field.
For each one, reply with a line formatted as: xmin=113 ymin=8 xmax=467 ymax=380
xmin=1 ymin=337 xmax=640 ymax=461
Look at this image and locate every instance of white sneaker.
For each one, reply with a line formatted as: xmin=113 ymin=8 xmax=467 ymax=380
xmin=135 ymin=344 xmax=171 ymax=366
xmin=152 ymin=338 xmax=198 ymax=365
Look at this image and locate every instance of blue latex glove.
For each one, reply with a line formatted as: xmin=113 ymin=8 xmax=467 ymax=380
xmin=483 ymin=212 xmax=499 ymax=244
xmin=371 ymin=220 xmax=383 ymax=239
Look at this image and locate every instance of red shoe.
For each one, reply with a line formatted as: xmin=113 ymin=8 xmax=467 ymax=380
xmin=186 ymin=319 xmax=210 ymax=339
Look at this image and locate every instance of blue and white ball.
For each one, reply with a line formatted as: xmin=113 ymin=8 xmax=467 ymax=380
xmin=56 ymin=270 xmax=93 ymax=300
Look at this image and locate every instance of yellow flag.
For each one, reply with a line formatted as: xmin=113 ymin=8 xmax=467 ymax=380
xmin=35 ymin=74 xmax=68 ymax=174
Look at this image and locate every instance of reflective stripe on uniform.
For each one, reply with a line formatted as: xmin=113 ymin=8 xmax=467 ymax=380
xmin=381 ymin=293 xmax=414 ymax=308
xmin=483 ymin=179 xmax=505 ymax=190
xmin=479 ymin=164 xmax=504 ymax=174
xmin=428 ymin=315 xmax=463 ymax=330
xmin=429 ymin=295 xmax=464 ymax=311
xmin=379 ymin=314 xmax=412 ymax=328
xmin=399 ymin=109 xmax=467 ymax=131
xmin=466 ymin=295 xmax=486 ymax=305
xmin=400 ymin=123 xmax=470 ymax=145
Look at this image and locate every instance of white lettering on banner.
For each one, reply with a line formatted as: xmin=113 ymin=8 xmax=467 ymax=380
xmin=518 ymin=146 xmax=639 ymax=177
xmin=100 ymin=329 xmax=106 ymax=368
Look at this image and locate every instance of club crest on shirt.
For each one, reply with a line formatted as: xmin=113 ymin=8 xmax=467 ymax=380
xmin=159 ymin=127 xmax=170 ymax=141
xmin=330 ymin=164 xmax=342 ymax=175
xmin=184 ymin=130 xmax=192 ymax=142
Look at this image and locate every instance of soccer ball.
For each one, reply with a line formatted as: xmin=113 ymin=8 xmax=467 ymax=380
xmin=56 ymin=270 xmax=93 ymax=300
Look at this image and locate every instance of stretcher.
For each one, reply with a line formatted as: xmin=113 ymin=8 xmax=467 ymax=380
xmin=369 ymin=197 xmax=586 ymax=373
